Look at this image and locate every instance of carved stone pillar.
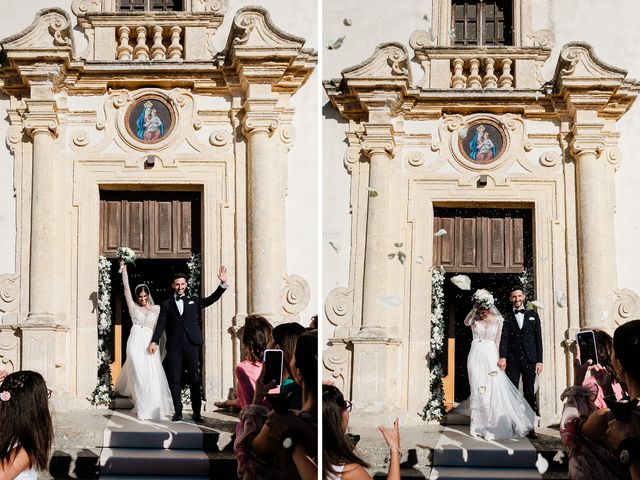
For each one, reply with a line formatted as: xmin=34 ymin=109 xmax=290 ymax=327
xmin=571 ymin=135 xmax=617 ymax=328
xmin=23 ymin=101 xmax=59 ymax=321
xmin=359 ymin=124 xmax=395 ymax=334
xmin=241 ymin=96 xmax=285 ymax=318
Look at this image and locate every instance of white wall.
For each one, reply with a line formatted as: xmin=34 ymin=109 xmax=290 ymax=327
xmin=322 ymin=0 xmax=640 ymax=333
xmin=0 ymin=0 xmax=319 ymax=319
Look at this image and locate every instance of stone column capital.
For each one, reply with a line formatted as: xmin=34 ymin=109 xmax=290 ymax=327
xmin=570 ymin=137 xmax=606 ymax=159
xmin=23 ymin=114 xmax=59 ymax=139
xmin=241 ymin=112 xmax=280 ymax=137
xmin=361 ymin=123 xmax=395 ymax=159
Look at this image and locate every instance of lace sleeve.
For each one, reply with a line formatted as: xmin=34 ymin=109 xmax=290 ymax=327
xmin=494 ymin=316 xmax=503 ymax=349
xmin=121 ymin=268 xmax=135 ymax=314
xmin=464 ymin=309 xmax=477 ymax=327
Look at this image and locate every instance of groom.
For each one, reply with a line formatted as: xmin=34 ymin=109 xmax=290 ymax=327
xmin=498 ymin=285 xmax=543 ymax=438
xmin=148 ymin=265 xmax=228 ymax=422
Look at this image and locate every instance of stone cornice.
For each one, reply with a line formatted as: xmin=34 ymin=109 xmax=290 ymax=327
xmin=224 ymin=6 xmax=317 ymax=93
xmin=555 ymin=42 xmax=640 ymax=119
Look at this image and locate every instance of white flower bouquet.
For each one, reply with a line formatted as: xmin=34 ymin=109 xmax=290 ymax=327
xmin=116 ymin=246 xmax=137 ymax=273
xmin=472 ymin=288 xmax=495 ymax=309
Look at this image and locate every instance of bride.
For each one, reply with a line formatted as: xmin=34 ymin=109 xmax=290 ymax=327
xmin=115 ymin=261 xmax=174 ymax=420
xmin=465 ymin=289 xmax=535 ymax=440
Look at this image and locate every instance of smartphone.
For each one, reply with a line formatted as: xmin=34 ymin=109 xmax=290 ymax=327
xmin=576 ymin=330 xmax=598 ymax=366
xmin=263 ymin=349 xmax=283 ymax=386
xmin=605 ymin=397 xmax=639 ymax=422
xmin=265 ymin=392 xmax=291 ymax=414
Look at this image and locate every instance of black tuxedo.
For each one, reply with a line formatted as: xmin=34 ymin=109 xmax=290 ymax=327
xmin=499 ymin=309 xmax=543 ymax=414
xmin=152 ymin=285 xmax=226 ymax=415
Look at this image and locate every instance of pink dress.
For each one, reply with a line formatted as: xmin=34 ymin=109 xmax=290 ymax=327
xmin=236 ymin=360 xmax=262 ymax=408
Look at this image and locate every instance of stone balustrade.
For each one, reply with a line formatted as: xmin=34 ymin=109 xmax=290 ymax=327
xmin=410 ymin=46 xmax=551 ymax=90
xmin=116 ymin=24 xmax=183 ymax=61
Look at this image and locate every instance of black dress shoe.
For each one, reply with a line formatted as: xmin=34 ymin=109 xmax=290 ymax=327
xmin=192 ymin=413 xmax=204 ymax=423
xmin=172 ymin=413 xmax=183 ymax=422
xmin=527 ymin=430 xmax=538 ymax=439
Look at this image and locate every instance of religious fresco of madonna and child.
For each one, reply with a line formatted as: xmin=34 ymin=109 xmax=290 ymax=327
xmin=125 ymin=95 xmax=176 ymax=144
xmin=458 ymin=120 xmax=506 ymax=165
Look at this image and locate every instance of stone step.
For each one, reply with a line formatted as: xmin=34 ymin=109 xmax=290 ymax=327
xmin=434 ymin=426 xmax=538 ymax=468
xmin=428 ymin=466 xmax=541 ymax=479
xmin=99 ymin=447 xmax=209 ymax=476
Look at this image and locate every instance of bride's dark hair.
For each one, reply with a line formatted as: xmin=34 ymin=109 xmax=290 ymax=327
xmin=134 ymin=284 xmax=150 ymax=297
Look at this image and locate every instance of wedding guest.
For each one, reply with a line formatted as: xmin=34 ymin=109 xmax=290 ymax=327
xmin=234 ymin=330 xmax=318 ymax=479
xmin=271 ymin=322 xmax=306 ymax=410
xmin=323 ymin=384 xmax=400 ymax=480
xmin=236 ymin=315 xmax=274 ymax=408
xmin=0 ymin=371 xmax=53 ymax=479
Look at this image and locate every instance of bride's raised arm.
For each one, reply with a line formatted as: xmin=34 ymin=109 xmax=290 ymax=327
xmin=464 ymin=308 xmax=477 ymax=327
xmin=120 ymin=261 xmax=135 ymax=314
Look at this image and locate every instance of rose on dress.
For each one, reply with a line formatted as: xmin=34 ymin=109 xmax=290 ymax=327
xmin=116 ymin=246 xmax=137 ymax=273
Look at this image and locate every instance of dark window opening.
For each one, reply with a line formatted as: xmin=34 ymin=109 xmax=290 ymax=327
xmin=118 ymin=0 xmax=184 ymax=12
xmin=452 ymin=0 xmax=513 ymax=46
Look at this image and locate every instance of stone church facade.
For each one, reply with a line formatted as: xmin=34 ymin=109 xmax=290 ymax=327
xmin=323 ymin=0 xmax=640 ymax=425
xmin=0 ymin=0 xmax=317 ymax=410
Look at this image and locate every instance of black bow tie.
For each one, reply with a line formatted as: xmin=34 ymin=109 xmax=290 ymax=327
xmin=175 ymin=295 xmax=186 ymax=301
xmin=514 ymin=309 xmax=525 ymax=315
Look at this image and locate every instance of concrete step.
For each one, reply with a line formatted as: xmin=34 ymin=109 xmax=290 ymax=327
xmin=428 ymin=466 xmax=541 ymax=479
xmin=434 ymin=426 xmax=537 ymax=468
xmin=99 ymin=447 xmax=209 ymax=476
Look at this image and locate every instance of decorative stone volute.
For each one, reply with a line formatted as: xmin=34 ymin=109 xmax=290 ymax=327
xmin=23 ymin=100 xmax=60 ymax=139
xmin=555 ymin=42 xmax=640 ymax=116
xmin=225 ymin=6 xmax=317 ymax=92
xmin=361 ymin=124 xmax=395 ymax=159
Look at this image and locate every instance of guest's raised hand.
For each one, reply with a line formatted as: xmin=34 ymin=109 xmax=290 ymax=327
xmin=379 ymin=418 xmax=400 ymax=450
xmin=252 ymin=363 xmax=276 ymax=405
xmin=218 ymin=265 xmax=228 ymax=283
xmin=591 ymin=364 xmax=612 ymax=391
xmin=573 ymin=357 xmax=592 ymax=386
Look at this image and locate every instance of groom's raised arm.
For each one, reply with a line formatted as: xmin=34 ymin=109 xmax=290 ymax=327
xmin=198 ymin=265 xmax=228 ymax=309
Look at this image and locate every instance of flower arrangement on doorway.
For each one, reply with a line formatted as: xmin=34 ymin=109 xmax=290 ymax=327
xmin=89 ymin=256 xmax=115 ymax=406
xmin=421 ymin=267 xmax=446 ymax=422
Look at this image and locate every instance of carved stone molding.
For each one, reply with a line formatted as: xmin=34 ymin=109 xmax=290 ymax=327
xmin=241 ymin=113 xmax=279 ymax=137
xmin=570 ymin=138 xmax=606 ymax=159
xmin=325 ymin=287 xmax=354 ymax=327
xmin=73 ymin=0 xmax=228 ymax=16
xmin=279 ymin=125 xmax=296 ymax=148
xmin=0 ymin=275 xmax=20 ymax=313
xmin=71 ymin=130 xmax=90 ymax=147
xmin=406 ymin=151 xmax=425 ymax=167
xmin=361 ymin=124 xmax=395 ymax=158
xmin=409 ymin=30 xmax=437 ymax=50
xmin=281 ymin=275 xmax=310 ymax=315
xmin=209 ymin=130 xmax=231 ymax=147
xmin=1 ymin=8 xmax=73 ymax=51
xmin=0 ymin=327 xmax=20 ymax=373
xmin=191 ymin=0 xmax=227 ymax=13
xmin=539 ymin=150 xmax=562 ymax=168
xmin=528 ymin=29 xmax=554 ymax=48
xmin=23 ymin=115 xmax=59 ymax=139
xmin=323 ymin=341 xmax=351 ymax=393
xmin=613 ymin=289 xmax=640 ymax=326
xmin=606 ymin=147 xmax=621 ymax=170
xmin=342 ymin=42 xmax=411 ymax=81
xmin=343 ymin=146 xmax=361 ymax=173
xmin=5 ymin=127 xmax=23 ymax=154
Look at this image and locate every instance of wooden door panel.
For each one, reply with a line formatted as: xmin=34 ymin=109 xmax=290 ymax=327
xmin=101 ymin=200 xmax=122 ymax=256
xmin=453 ymin=217 xmax=481 ymax=271
xmin=124 ymin=201 xmax=145 ymax=255
xmin=176 ymin=201 xmax=193 ymax=255
xmin=150 ymin=201 xmax=175 ymax=257
xmin=510 ymin=217 xmax=524 ymax=268
xmin=434 ymin=217 xmax=456 ymax=268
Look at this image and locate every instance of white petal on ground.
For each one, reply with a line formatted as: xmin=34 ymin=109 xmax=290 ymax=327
xmin=376 ymin=296 xmax=402 ymax=309
xmin=536 ymin=453 xmax=549 ymax=474
xmin=434 ymin=228 xmax=447 ymax=237
xmin=555 ymin=291 xmax=566 ymax=308
xmin=343 ymin=18 xmax=352 ymax=26
xmin=328 ymin=241 xmax=339 ymax=253
xmin=450 ymin=274 xmax=471 ymax=290
xmin=327 ymin=36 xmax=345 ymax=50
xmin=416 ymin=256 xmax=425 ymax=264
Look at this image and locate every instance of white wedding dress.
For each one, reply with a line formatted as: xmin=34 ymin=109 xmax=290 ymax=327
xmin=115 ymin=269 xmax=174 ymax=420
xmin=466 ymin=309 xmax=535 ymax=440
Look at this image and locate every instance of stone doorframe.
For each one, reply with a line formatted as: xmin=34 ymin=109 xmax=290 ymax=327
xmin=324 ymin=39 xmax=640 ymax=425
xmin=0 ymin=5 xmax=316 ymax=408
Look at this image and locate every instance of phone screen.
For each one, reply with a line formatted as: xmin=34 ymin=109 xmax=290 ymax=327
xmin=263 ymin=349 xmax=283 ymax=386
xmin=576 ymin=331 xmax=598 ymax=365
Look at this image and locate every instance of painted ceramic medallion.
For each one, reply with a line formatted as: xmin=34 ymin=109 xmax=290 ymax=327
xmin=458 ymin=120 xmax=506 ymax=165
xmin=125 ymin=95 xmax=175 ymax=144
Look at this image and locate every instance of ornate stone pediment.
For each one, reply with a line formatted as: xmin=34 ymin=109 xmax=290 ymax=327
xmin=556 ymin=42 xmax=626 ymax=86
xmin=0 ymin=8 xmax=74 ymax=58
xmin=342 ymin=42 xmax=411 ymax=83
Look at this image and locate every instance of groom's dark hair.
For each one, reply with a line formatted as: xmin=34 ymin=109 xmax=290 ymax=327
xmin=172 ymin=272 xmax=188 ymax=282
xmin=510 ymin=285 xmax=525 ymax=295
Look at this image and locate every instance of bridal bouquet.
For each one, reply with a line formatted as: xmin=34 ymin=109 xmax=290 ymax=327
xmin=472 ymin=288 xmax=495 ymax=309
xmin=116 ymin=246 xmax=137 ymax=273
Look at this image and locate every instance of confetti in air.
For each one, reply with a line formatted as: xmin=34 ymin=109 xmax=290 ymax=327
xmin=536 ymin=453 xmax=549 ymax=474
xmin=415 ymin=256 xmax=425 ymax=264
xmin=368 ymin=187 xmax=378 ymax=197
xmin=328 ymin=241 xmax=339 ymax=253
xmin=527 ymin=300 xmax=544 ymax=310
xmin=434 ymin=228 xmax=447 ymax=237
xmin=327 ymin=36 xmax=345 ymax=50
xmin=555 ymin=291 xmax=566 ymax=308
xmin=343 ymin=18 xmax=352 ymax=26
xmin=450 ymin=274 xmax=471 ymax=290
xmin=376 ymin=296 xmax=402 ymax=309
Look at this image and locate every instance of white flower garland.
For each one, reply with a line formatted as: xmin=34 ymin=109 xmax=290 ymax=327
xmin=422 ymin=268 xmax=445 ymax=421
xmin=187 ymin=253 xmax=201 ymax=296
xmin=89 ymin=256 xmax=114 ymax=406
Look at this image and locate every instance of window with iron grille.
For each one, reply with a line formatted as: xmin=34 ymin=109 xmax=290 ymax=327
xmin=452 ymin=1 xmax=512 ymax=46
xmin=118 ymin=0 xmax=184 ymax=12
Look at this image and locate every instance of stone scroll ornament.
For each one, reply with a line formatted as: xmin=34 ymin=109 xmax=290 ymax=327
xmin=281 ymin=275 xmax=311 ymax=314
xmin=324 ymin=287 xmax=354 ymax=327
